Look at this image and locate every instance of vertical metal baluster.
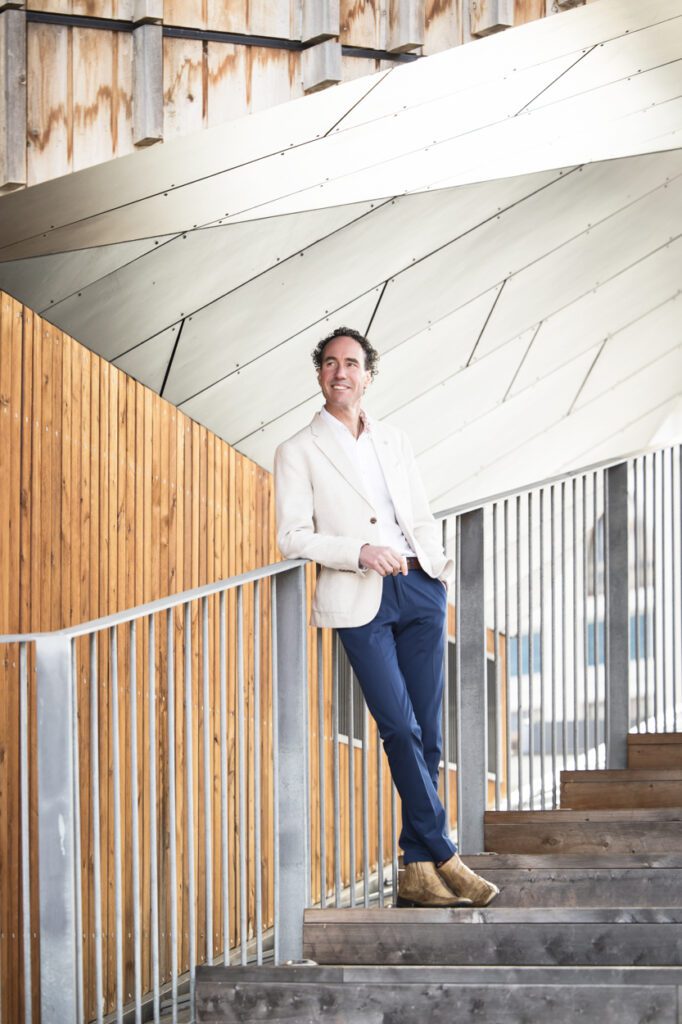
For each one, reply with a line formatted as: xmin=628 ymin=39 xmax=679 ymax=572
xmin=515 ymin=496 xmax=523 ymax=808
xmin=316 ymin=630 xmax=327 ymax=910
xmin=236 ymin=588 xmax=248 ymax=963
xmin=167 ymin=609 xmax=178 ymax=1023
xmin=70 ymin=639 xmax=84 ymax=1024
xmin=184 ymin=602 xmax=197 ymax=1004
xmin=89 ymin=633 xmax=104 ymax=1024
xmin=376 ymin=717 xmax=384 ymax=908
xmin=561 ymin=482 xmax=568 ymax=773
xmin=582 ymin=477 xmax=589 ymax=766
xmin=271 ymin=579 xmax=280 ymax=965
xmin=572 ymin=478 xmax=579 ymax=769
xmin=129 ymin=622 xmax=142 ymax=1024
xmin=19 ymin=642 xmax=32 ymax=1024
xmin=528 ymin=492 xmax=535 ymax=809
xmin=539 ymin=490 xmax=546 ymax=809
xmin=347 ymin=666 xmax=356 ymax=907
xmin=643 ymin=457 xmax=650 ymax=729
xmin=218 ymin=592 xmax=230 ymax=967
xmin=504 ymin=499 xmax=512 ymax=810
xmin=110 ymin=627 xmax=124 ymax=1023
xmin=441 ymin=519 xmax=451 ymax=829
xmin=550 ymin=486 xmax=558 ymax=807
xmin=201 ymin=597 xmax=213 ymax=967
xmin=332 ymin=633 xmax=341 ymax=908
xmin=148 ymin=617 xmax=160 ymax=1022
xmin=661 ymin=452 xmax=669 ymax=731
xmin=653 ymin=452 xmax=660 ymax=731
xmin=253 ymin=582 xmax=263 ymax=963
xmin=493 ymin=504 xmax=501 ymax=810
xmin=593 ymin=473 xmax=601 ymax=763
xmin=361 ymin=701 xmax=370 ymax=907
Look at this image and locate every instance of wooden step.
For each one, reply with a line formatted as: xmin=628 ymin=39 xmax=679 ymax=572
xmin=628 ymin=732 xmax=682 ymax=769
xmin=303 ymin=906 xmax=682 ymax=967
xmin=442 ymin=853 xmax=682 ymax=907
xmin=484 ymin=806 xmax=682 ymax=855
xmin=560 ymin=768 xmax=682 ymax=809
xmin=196 ymin=964 xmax=682 ymax=1024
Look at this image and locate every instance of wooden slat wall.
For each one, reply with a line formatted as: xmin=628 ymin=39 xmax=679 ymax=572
xmin=0 ymin=289 xmax=506 ymax=1022
xmin=6 ymin=0 xmax=568 ymax=189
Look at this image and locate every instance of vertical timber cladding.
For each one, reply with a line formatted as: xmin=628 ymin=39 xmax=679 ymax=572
xmin=0 ymin=290 xmax=283 ymax=1021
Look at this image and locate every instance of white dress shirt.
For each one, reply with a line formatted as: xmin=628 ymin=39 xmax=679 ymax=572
xmin=320 ymin=405 xmax=416 ymax=558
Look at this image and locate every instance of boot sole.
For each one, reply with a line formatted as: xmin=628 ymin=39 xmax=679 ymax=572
xmin=395 ymin=895 xmax=474 ymax=909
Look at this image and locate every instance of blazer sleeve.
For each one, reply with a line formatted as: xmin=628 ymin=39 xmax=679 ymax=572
xmin=400 ymin=429 xmax=455 ymax=583
xmin=274 ymin=439 xmax=369 ymax=574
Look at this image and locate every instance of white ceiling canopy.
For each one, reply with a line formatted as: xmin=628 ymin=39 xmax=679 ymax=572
xmin=1 ymin=0 xmax=681 ymax=512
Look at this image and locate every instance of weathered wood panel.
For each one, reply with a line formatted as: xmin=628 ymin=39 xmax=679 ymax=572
xmin=628 ymin=733 xmax=682 ymax=770
xmin=303 ymin=905 xmax=682 ymax=967
xmin=196 ymin=970 xmax=682 ymax=1024
xmin=340 ymin=0 xmax=386 ymax=49
xmin=485 ymin=807 xmax=682 ymax=855
xmin=560 ymin=768 xmax=682 ymax=810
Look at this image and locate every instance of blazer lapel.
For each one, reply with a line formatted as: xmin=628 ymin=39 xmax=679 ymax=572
xmin=370 ymin=418 xmax=408 ymax=518
xmin=310 ymin=411 xmax=373 ymax=507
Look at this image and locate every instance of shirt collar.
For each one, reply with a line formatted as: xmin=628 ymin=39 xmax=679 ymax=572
xmin=320 ymin=404 xmax=372 ymax=438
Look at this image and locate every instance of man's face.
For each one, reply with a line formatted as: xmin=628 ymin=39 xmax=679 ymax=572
xmin=317 ymin=336 xmax=371 ymax=411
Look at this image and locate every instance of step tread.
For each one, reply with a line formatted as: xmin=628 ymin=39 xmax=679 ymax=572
xmin=304 ymin=906 xmax=682 ymax=924
xmin=197 ymin=964 xmax=682 ymax=985
xmin=462 ymin=853 xmax=682 ymax=868
xmin=485 ymin=807 xmax=682 ymax=821
xmin=560 ymin=769 xmax=682 ymax=781
xmin=628 ymin=733 xmax=682 ymax=744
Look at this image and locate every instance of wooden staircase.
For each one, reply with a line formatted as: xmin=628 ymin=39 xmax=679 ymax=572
xmin=196 ymin=733 xmax=682 ymax=1023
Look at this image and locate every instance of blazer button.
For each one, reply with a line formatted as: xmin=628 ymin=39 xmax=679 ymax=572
xmin=370 ymin=516 xmax=377 ymax=524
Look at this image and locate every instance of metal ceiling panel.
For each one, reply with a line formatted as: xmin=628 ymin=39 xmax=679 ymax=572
xmin=507 ymin=240 xmax=682 ymax=396
xmin=42 ymin=203 xmax=374 ymax=361
xmin=113 ymin=323 xmax=181 ymax=394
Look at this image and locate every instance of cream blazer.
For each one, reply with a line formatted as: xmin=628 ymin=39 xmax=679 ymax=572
xmin=274 ymin=410 xmax=455 ymax=628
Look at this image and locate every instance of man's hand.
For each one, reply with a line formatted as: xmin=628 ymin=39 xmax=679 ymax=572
xmin=360 ymin=544 xmax=408 ymax=576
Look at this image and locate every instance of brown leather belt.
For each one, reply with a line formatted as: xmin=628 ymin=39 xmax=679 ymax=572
xmin=405 ymin=557 xmax=422 ymax=571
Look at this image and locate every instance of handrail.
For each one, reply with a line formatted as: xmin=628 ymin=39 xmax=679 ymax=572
xmin=0 ymin=557 xmax=307 ymax=645
xmin=432 ymin=440 xmax=670 ymax=521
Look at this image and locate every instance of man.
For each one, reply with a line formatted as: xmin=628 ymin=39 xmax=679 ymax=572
xmin=274 ymin=327 xmax=498 ymax=908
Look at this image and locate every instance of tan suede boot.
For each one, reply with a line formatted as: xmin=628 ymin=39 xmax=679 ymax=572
xmin=437 ymin=854 xmax=499 ymax=907
xmin=396 ymin=861 xmax=474 ymax=908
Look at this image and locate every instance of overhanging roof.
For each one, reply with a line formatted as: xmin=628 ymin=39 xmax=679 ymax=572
xmin=1 ymin=0 xmax=681 ymax=510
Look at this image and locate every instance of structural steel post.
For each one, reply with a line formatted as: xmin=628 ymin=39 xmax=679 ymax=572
xmin=275 ymin=565 xmax=310 ymax=960
xmin=605 ymin=461 xmax=630 ymax=768
xmin=457 ymin=508 xmax=487 ymax=854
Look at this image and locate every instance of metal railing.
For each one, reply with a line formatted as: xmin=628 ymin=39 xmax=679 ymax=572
xmin=435 ymin=441 xmax=682 ymax=839
xmin=1 ymin=440 xmax=681 ymax=1024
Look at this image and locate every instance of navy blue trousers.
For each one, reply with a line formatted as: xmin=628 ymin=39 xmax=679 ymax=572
xmin=337 ymin=567 xmax=457 ymax=865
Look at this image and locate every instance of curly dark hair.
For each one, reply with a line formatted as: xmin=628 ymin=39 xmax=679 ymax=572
xmin=311 ymin=327 xmax=380 ymax=380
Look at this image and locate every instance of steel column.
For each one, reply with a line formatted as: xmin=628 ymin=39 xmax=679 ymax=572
xmin=605 ymin=462 xmax=629 ymax=768
xmin=36 ymin=635 xmax=79 ymax=1024
xmin=457 ymin=508 xmax=487 ymax=854
xmin=275 ymin=565 xmax=310 ymax=960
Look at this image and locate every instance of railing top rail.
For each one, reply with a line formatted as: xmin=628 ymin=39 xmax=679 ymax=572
xmin=433 ymin=440 xmax=679 ymax=522
xmin=0 ymin=558 xmax=307 ymax=645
